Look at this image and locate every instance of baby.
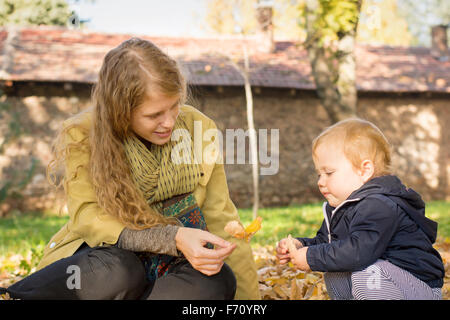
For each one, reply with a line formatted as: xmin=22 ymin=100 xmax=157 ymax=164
xmin=276 ymin=118 xmax=444 ymax=300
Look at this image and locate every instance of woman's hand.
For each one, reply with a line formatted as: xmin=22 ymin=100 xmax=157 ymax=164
xmin=276 ymin=237 xmax=302 ymax=265
xmin=175 ymin=227 xmax=237 ymax=276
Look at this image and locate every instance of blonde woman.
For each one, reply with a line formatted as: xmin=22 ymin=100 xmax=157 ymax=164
xmin=2 ymin=38 xmax=259 ymax=300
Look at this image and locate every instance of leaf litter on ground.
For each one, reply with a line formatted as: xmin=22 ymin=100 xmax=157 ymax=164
xmin=1 ymin=238 xmax=449 ymax=300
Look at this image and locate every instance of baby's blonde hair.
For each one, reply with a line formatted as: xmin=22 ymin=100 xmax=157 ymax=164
xmin=312 ymin=118 xmax=392 ymax=178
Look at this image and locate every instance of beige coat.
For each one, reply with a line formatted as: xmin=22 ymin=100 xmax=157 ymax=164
xmin=36 ymin=105 xmax=260 ymax=300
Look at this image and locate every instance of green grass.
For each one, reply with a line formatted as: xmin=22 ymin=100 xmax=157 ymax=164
xmin=0 ymin=211 xmax=69 ymax=257
xmin=427 ymin=201 xmax=450 ymax=238
xmin=0 ymin=201 xmax=448 ymax=257
xmin=239 ymin=203 xmax=324 ymax=247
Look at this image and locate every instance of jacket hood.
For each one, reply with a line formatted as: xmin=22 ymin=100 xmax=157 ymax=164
xmin=349 ymin=175 xmax=438 ymax=243
xmin=350 ymin=175 xmax=423 ymax=206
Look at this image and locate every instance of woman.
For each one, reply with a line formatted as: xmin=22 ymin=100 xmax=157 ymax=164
xmin=2 ymin=38 xmax=260 ymax=300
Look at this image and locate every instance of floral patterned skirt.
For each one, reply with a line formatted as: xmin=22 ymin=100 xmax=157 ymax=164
xmin=137 ymin=193 xmax=212 ymax=282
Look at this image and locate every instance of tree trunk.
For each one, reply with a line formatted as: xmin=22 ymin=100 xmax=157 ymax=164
xmin=305 ymin=0 xmax=360 ymax=123
xmin=242 ymin=43 xmax=259 ymax=220
xmin=226 ymin=38 xmax=260 ymax=219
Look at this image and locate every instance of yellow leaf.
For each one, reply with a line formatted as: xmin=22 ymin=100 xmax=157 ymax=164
xmin=305 ymin=273 xmax=320 ymax=282
xmin=224 ymin=220 xmax=245 ymax=239
xmin=225 ymin=216 xmax=262 ymax=242
xmin=245 ymin=216 xmax=262 ymax=234
xmin=303 ymin=284 xmax=316 ymax=300
xmin=266 ymin=277 xmax=288 ymax=286
xmin=290 ymin=279 xmax=305 ymax=300
xmin=272 ymin=285 xmax=286 ymax=299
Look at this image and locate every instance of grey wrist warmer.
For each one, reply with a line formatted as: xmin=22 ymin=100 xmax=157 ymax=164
xmin=117 ymin=225 xmax=180 ymax=257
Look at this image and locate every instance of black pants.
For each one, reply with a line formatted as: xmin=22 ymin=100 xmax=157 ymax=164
xmin=3 ymin=244 xmax=237 ymax=300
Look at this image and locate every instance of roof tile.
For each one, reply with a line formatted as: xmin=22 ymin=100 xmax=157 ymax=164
xmin=0 ymin=26 xmax=449 ymax=93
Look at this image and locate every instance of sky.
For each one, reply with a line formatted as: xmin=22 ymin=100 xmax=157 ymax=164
xmin=67 ymin=0 xmax=447 ymax=45
xmin=70 ymin=0 xmax=210 ymax=37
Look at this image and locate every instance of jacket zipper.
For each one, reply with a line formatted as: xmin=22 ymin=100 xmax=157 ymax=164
xmin=322 ymin=198 xmax=361 ymax=243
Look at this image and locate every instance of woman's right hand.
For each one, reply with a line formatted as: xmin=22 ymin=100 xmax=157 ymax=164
xmin=175 ymin=227 xmax=236 ymax=276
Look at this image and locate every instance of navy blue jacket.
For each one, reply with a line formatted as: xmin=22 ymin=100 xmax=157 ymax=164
xmin=299 ymin=175 xmax=445 ymax=288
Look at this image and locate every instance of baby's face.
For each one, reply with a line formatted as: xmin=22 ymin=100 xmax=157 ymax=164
xmin=313 ymin=143 xmax=365 ymax=208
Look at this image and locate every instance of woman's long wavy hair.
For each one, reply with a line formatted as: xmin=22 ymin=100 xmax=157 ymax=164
xmin=47 ymin=38 xmax=187 ymax=230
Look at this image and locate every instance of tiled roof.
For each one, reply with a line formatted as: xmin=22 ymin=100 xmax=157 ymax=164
xmin=0 ymin=26 xmax=449 ymax=93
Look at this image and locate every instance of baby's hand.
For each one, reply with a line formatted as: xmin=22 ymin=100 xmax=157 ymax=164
xmin=276 ymin=238 xmax=290 ymax=264
xmin=276 ymin=236 xmax=302 ymax=265
xmin=289 ymin=246 xmax=311 ymax=272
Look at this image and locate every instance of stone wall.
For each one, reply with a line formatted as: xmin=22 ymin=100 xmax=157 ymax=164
xmin=0 ymin=84 xmax=448 ymax=215
xmin=194 ymin=87 xmax=450 ymax=207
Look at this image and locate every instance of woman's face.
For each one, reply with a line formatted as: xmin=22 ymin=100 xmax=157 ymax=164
xmin=130 ymin=92 xmax=180 ymax=145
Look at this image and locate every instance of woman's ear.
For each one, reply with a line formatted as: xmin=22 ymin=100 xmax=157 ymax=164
xmin=360 ymin=159 xmax=375 ymax=183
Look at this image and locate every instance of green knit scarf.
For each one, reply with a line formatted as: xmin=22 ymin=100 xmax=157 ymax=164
xmin=123 ymin=114 xmax=201 ymax=214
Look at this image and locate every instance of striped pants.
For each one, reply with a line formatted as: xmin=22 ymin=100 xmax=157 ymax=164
xmin=324 ymin=259 xmax=442 ymax=300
